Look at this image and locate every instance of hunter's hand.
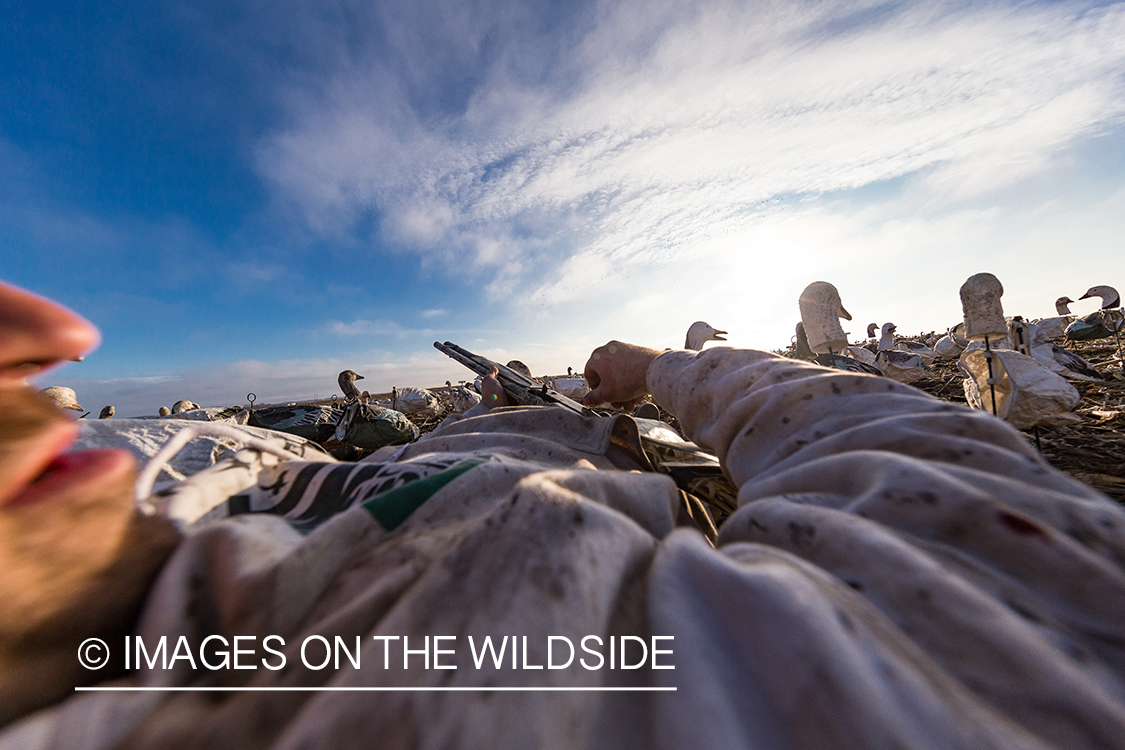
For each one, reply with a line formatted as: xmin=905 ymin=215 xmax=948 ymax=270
xmin=582 ymin=341 xmax=662 ymax=409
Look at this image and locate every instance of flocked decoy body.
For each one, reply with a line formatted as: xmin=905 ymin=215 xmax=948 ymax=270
xmin=895 ymin=338 xmax=937 ymax=365
xmin=338 ymin=369 xmax=365 ymax=401
xmin=444 ymin=380 xmax=481 ymax=413
xmin=685 ymin=321 xmax=728 ymax=351
xmin=1033 ymin=296 xmax=1077 ymax=342
xmin=1066 ymin=286 xmax=1124 ymax=341
xmin=98 ymin=405 xmax=114 ymax=419
xmin=40 ymin=386 xmax=83 ymax=412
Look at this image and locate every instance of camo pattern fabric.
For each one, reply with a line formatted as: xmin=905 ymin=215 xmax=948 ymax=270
xmin=202 ymin=453 xmax=502 ymax=531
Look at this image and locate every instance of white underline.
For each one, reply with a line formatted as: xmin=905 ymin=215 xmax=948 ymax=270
xmin=76 ymin=686 xmax=677 ymax=692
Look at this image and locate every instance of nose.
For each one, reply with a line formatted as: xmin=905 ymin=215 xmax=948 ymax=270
xmin=0 ymin=281 xmax=101 ymax=381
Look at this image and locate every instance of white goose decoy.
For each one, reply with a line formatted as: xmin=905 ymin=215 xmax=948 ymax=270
xmin=685 ymin=321 xmax=728 ymax=351
xmin=797 ymin=284 xmax=882 ymax=375
xmin=444 ymin=380 xmax=482 ymax=413
xmin=40 ymin=386 xmax=84 ymax=412
xmin=957 ymin=273 xmax=1081 ymax=427
xmin=1030 ymin=296 xmax=1076 ymax=343
xmin=798 ymin=282 xmax=850 ymax=354
xmin=794 ymin=322 xmax=881 ymax=375
xmin=1066 ymin=285 xmax=1124 ymax=341
xmin=894 ymin=337 xmax=937 ymax=365
xmin=874 ymin=323 xmax=928 ymax=382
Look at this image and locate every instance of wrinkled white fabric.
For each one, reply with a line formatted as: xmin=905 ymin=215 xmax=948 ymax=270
xmin=6 ymin=347 xmax=1125 ymax=750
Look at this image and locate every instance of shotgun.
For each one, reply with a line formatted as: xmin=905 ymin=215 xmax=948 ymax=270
xmin=433 ymin=341 xmax=739 ymax=526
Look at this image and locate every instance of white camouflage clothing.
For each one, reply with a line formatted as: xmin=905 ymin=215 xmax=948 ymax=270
xmin=4 ymin=346 xmax=1125 ymax=750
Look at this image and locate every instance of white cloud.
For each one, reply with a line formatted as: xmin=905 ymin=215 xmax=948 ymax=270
xmin=255 ymin=0 xmax=1125 ymax=306
xmin=325 ymin=319 xmax=407 ymax=336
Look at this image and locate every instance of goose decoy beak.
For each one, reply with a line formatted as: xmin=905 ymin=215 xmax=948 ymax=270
xmin=713 ymin=329 xmax=728 ymax=341
xmin=838 ymin=305 xmax=853 ymax=321
xmin=356 ymin=374 xmax=365 ymax=380
xmin=1079 ymin=292 xmax=1092 ymax=300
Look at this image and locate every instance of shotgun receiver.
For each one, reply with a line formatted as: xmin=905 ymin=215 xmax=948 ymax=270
xmin=433 ymin=340 xmax=739 ymax=526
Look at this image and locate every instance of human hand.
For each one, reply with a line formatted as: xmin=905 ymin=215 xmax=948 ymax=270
xmin=582 ymin=341 xmax=662 ymax=409
xmin=481 ymin=366 xmax=509 ymax=410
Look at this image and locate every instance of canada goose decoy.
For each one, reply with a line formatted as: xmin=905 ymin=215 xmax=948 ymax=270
xmin=685 ymin=321 xmax=728 ymax=351
xmin=338 ymin=370 xmax=365 ymax=401
xmin=98 ymin=405 xmax=115 ymax=419
xmin=1066 ymin=286 xmax=1124 ymax=341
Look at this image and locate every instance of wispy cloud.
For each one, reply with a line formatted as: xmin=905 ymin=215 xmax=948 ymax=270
xmin=255 ymin=0 xmax=1125 ymax=312
xmin=419 ymin=308 xmax=447 ymax=319
xmin=325 ymin=319 xmax=407 ymax=336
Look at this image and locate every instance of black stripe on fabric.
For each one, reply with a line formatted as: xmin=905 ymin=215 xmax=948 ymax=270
xmin=270 ymin=464 xmax=329 ymax=516
xmin=290 ymin=464 xmax=360 ymax=529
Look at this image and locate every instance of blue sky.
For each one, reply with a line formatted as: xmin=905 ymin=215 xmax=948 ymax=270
xmin=2 ymin=0 xmax=1124 ymax=416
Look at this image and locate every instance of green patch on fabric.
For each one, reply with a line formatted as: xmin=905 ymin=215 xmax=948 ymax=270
xmin=362 ymin=458 xmax=486 ymax=531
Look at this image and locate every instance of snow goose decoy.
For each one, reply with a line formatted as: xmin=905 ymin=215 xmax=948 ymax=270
xmin=957 ymin=273 xmax=1080 ymax=426
xmin=338 ymin=369 xmax=365 ymax=401
xmin=1032 ymin=296 xmax=1076 ymax=342
xmin=1066 ymin=285 xmax=1124 ymax=342
xmin=894 ymin=336 xmax=937 ymax=365
xmin=796 ymin=283 xmax=882 ymax=375
xmin=40 ymin=386 xmax=84 ymax=412
xmin=444 ymin=380 xmax=482 ymax=413
xmin=874 ymin=323 xmax=928 ymax=382
xmin=685 ymin=321 xmax=728 ymax=351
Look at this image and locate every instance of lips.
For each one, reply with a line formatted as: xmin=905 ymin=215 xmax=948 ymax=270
xmin=0 ymin=386 xmax=132 ymax=508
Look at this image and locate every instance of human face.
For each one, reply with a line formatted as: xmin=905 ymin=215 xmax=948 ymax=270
xmin=0 ymin=280 xmax=133 ymax=509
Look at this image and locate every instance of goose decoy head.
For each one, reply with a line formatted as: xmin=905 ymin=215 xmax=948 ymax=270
xmin=40 ymin=386 xmax=83 ymax=412
xmin=1079 ymin=285 xmax=1120 ymax=309
xmin=866 ymin=323 xmax=879 ymax=338
xmin=1054 ymin=296 xmax=1075 ymax=315
xmin=506 ymin=360 xmax=533 ymax=378
xmin=685 ymin=321 xmax=728 ymax=350
xmin=960 ymin=272 xmax=1007 ymax=340
xmin=98 ymin=405 xmax=114 ymax=419
xmin=798 ymin=281 xmax=850 ymax=353
xmin=158 ymin=406 xmax=171 ymax=417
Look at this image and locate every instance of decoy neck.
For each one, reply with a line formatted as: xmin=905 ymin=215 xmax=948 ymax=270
xmin=685 ymin=321 xmax=728 ymax=351
xmin=1079 ymin=286 xmax=1120 ymax=310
